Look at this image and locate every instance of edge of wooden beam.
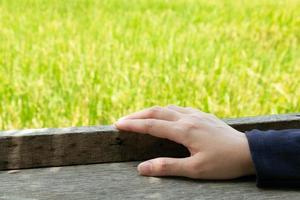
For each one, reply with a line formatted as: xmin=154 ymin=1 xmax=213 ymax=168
xmin=224 ymin=113 xmax=300 ymax=131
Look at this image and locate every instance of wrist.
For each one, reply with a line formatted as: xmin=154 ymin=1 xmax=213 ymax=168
xmin=238 ymin=132 xmax=256 ymax=176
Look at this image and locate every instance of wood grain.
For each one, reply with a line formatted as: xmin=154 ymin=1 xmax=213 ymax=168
xmin=0 ymin=162 xmax=299 ymax=200
xmin=0 ymin=113 xmax=299 ymax=170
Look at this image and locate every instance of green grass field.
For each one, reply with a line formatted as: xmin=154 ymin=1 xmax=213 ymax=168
xmin=0 ymin=0 xmax=299 ymax=130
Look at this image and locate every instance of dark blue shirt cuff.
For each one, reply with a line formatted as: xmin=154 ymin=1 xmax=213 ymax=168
xmin=245 ymin=129 xmax=300 ymax=188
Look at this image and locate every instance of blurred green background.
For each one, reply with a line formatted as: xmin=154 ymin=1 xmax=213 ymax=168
xmin=0 ymin=0 xmax=299 ymax=130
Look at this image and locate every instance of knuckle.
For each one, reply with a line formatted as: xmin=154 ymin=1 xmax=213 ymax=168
xmin=181 ymin=121 xmax=199 ymax=132
xmin=151 ymin=106 xmax=162 ymax=111
xmin=186 ymin=107 xmax=200 ymax=113
xmin=166 ymin=104 xmax=177 ymax=109
xmin=172 ymin=123 xmax=192 ymax=143
xmin=188 ymin=114 xmax=202 ymax=121
xmin=145 ymin=119 xmax=155 ymax=133
xmin=156 ymin=158 xmax=169 ymax=172
xmin=148 ymin=106 xmax=163 ymax=117
xmin=173 ymin=124 xmax=185 ymax=133
xmin=186 ymin=106 xmax=194 ymax=110
xmin=188 ymin=112 xmax=216 ymax=122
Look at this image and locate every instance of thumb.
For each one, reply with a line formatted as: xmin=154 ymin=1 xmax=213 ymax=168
xmin=137 ymin=157 xmax=192 ymax=177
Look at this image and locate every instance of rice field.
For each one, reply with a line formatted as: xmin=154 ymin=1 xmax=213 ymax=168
xmin=0 ymin=0 xmax=299 ymax=130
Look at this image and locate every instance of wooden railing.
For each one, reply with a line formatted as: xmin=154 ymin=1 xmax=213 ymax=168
xmin=0 ymin=113 xmax=300 ymax=170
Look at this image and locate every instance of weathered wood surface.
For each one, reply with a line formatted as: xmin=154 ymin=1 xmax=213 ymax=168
xmin=0 ymin=162 xmax=299 ymax=200
xmin=0 ymin=113 xmax=299 ymax=170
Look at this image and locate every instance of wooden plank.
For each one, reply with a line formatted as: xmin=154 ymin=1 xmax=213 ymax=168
xmin=224 ymin=113 xmax=300 ymax=131
xmin=0 ymin=113 xmax=299 ymax=170
xmin=0 ymin=162 xmax=299 ymax=199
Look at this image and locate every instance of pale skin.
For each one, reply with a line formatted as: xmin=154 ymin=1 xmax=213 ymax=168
xmin=115 ymin=105 xmax=256 ymax=179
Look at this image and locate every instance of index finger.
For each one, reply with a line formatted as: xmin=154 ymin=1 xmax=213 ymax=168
xmin=115 ymin=119 xmax=185 ymax=144
xmin=119 ymin=106 xmax=181 ymax=121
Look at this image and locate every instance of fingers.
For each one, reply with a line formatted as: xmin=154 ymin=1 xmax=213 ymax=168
xmin=115 ymin=119 xmax=184 ymax=143
xmin=115 ymin=105 xmax=206 ymax=144
xmin=119 ymin=106 xmax=181 ymax=121
xmin=137 ymin=157 xmax=194 ymax=177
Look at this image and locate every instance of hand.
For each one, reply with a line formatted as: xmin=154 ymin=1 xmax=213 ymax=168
xmin=115 ymin=105 xmax=255 ymax=179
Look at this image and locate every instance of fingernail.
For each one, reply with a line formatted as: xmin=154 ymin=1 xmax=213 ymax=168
xmin=114 ymin=120 xmax=125 ymax=127
xmin=138 ymin=161 xmax=152 ymax=175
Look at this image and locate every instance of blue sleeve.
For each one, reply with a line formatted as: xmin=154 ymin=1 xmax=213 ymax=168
xmin=245 ymin=129 xmax=300 ymax=188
